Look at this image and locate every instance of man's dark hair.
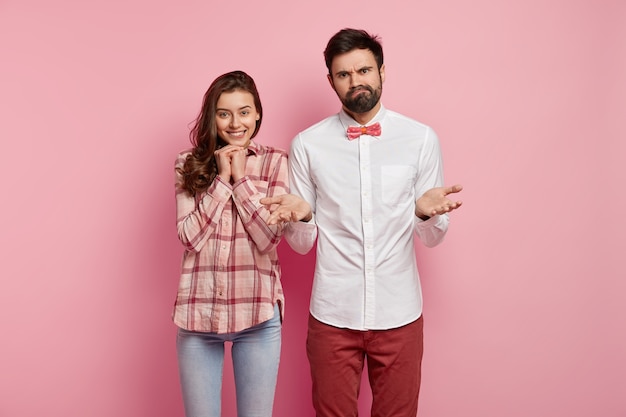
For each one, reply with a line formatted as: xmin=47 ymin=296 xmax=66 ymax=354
xmin=323 ymin=28 xmax=384 ymax=74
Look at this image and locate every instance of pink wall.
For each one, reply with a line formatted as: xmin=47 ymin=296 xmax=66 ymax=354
xmin=1 ymin=0 xmax=624 ymax=416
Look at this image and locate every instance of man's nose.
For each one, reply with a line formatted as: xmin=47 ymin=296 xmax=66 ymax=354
xmin=349 ymin=74 xmax=361 ymax=87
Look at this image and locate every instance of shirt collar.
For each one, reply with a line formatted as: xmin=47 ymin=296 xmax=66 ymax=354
xmin=246 ymin=140 xmax=259 ymax=156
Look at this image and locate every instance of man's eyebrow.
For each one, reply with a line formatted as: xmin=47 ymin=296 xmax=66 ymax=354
xmin=334 ymin=65 xmax=374 ymax=75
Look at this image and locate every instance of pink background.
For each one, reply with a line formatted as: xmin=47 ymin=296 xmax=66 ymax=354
xmin=1 ymin=0 xmax=624 ymax=416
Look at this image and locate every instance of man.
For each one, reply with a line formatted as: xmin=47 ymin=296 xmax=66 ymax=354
xmin=261 ymin=28 xmax=463 ymax=417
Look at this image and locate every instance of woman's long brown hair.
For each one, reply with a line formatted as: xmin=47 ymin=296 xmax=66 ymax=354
xmin=177 ymin=70 xmax=263 ymax=196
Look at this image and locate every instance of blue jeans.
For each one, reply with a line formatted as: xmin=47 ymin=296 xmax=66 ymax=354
xmin=176 ymin=304 xmax=282 ymax=417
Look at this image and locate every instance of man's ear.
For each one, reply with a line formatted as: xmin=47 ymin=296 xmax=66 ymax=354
xmin=327 ymin=73 xmax=335 ymax=90
xmin=380 ymin=64 xmax=386 ymax=84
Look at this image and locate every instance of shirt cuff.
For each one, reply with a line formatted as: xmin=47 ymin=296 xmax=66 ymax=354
xmin=209 ymin=176 xmax=233 ymax=203
xmin=300 ymin=212 xmax=315 ymax=224
xmin=415 ymin=213 xmax=438 ymax=224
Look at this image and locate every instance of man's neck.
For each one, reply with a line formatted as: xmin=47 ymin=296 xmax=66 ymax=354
xmin=344 ymin=102 xmax=381 ymax=126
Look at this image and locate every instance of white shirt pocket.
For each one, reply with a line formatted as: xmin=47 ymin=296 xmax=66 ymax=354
xmin=381 ymin=165 xmax=414 ymax=205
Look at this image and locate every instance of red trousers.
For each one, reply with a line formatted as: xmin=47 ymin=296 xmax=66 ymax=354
xmin=306 ymin=314 xmax=424 ymax=417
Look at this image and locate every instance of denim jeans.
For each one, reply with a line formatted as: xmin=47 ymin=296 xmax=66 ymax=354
xmin=176 ymin=304 xmax=282 ymax=417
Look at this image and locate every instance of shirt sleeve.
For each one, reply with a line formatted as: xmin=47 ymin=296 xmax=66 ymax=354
xmin=283 ymin=135 xmax=318 ymax=254
xmin=231 ymin=150 xmax=288 ymax=254
xmin=413 ymin=127 xmax=450 ymax=247
xmin=175 ymin=153 xmax=231 ymax=253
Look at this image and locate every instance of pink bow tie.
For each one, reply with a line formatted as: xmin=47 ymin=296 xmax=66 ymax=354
xmin=346 ymin=122 xmax=381 ymax=140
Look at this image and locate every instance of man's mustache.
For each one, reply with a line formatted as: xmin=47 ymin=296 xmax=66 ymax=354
xmin=349 ymin=86 xmax=373 ymax=94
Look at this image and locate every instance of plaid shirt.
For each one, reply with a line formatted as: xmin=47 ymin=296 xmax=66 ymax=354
xmin=173 ymin=141 xmax=288 ymax=333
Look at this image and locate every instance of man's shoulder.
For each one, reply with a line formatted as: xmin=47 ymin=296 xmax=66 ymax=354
xmin=385 ymin=109 xmax=432 ymax=130
xmin=384 ymin=109 xmax=437 ymax=141
xmin=297 ymin=113 xmax=341 ymax=137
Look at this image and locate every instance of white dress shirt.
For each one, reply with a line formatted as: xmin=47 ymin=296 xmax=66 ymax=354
xmin=285 ymin=105 xmax=449 ymax=330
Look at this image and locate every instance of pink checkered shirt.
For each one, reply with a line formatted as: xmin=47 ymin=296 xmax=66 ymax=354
xmin=173 ymin=141 xmax=288 ymax=333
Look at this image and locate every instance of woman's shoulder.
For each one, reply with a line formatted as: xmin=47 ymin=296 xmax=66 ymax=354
xmin=177 ymin=148 xmax=193 ymax=158
xmin=251 ymin=142 xmax=288 ymax=158
xmin=175 ymin=148 xmax=193 ymax=167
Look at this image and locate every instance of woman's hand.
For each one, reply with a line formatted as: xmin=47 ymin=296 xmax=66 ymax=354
xmin=214 ymin=145 xmax=245 ymax=183
xmin=260 ymin=194 xmax=312 ymax=225
xmin=229 ymin=147 xmax=247 ymax=182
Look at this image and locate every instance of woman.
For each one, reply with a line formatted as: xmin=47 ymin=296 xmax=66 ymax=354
xmin=173 ymin=70 xmax=290 ymax=417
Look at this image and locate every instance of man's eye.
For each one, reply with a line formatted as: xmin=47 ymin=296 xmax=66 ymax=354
xmin=241 ymin=110 xmax=249 ymax=116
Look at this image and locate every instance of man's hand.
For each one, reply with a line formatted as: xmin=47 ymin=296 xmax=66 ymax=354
xmin=260 ymin=194 xmax=312 ymax=225
xmin=415 ymin=184 xmax=463 ymax=220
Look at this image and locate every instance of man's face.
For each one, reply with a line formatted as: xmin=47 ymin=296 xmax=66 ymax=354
xmin=328 ymin=48 xmax=385 ymax=114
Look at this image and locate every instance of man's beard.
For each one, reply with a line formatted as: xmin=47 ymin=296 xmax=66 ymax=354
xmin=341 ymin=85 xmax=382 ymax=114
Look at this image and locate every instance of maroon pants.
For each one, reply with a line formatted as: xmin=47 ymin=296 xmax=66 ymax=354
xmin=306 ymin=314 xmax=424 ymax=417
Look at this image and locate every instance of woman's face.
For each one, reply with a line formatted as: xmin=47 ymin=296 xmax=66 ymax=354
xmin=215 ymin=90 xmax=260 ymax=148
